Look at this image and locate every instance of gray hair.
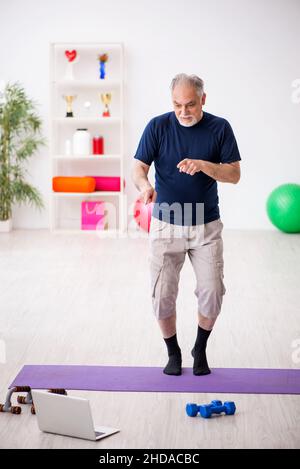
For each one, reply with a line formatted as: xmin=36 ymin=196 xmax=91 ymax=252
xmin=170 ymin=73 xmax=204 ymax=97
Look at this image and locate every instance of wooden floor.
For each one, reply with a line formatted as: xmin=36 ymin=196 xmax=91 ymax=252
xmin=0 ymin=228 xmax=299 ymax=449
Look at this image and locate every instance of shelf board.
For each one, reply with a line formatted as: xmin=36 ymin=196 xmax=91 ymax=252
xmin=54 ymin=43 xmax=122 ymax=51
xmin=51 ymin=228 xmax=122 ymax=236
xmin=52 ymin=191 xmax=122 ymax=197
xmin=54 ymin=79 xmax=121 ymax=87
xmin=53 ymin=117 xmax=120 ymax=124
xmin=53 ymin=154 xmax=121 ymax=160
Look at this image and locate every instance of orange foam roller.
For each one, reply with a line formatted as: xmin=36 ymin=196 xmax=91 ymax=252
xmin=52 ymin=177 xmax=96 ymax=193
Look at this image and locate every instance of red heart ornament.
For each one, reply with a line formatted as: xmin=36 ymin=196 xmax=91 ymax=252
xmin=65 ymin=50 xmax=77 ymax=62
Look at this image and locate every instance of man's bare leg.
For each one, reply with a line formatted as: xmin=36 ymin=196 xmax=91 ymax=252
xmin=198 ymin=313 xmax=217 ymax=331
xmin=158 ymin=316 xmax=177 ymax=338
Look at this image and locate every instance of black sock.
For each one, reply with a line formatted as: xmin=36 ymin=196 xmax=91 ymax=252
xmin=163 ymin=334 xmax=182 ymax=376
xmin=191 ymin=326 xmax=212 ymax=376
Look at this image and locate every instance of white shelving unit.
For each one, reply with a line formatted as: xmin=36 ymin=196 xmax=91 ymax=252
xmin=49 ymin=42 xmax=125 ymax=234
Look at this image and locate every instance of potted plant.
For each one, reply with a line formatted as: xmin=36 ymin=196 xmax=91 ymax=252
xmin=0 ymin=82 xmax=45 ymax=232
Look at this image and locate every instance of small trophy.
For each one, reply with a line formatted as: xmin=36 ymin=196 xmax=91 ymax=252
xmin=64 ymin=50 xmax=79 ymax=80
xmin=100 ymin=93 xmax=111 ymax=117
xmin=62 ymin=95 xmax=77 ymax=117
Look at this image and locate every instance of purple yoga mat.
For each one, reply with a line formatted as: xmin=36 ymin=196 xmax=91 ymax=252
xmin=9 ymin=365 xmax=300 ymax=395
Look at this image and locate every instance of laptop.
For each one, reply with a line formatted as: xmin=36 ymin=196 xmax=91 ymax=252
xmin=31 ymin=390 xmax=120 ymax=441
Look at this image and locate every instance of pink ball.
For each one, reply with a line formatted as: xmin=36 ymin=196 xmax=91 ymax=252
xmin=133 ymin=199 xmax=154 ymax=232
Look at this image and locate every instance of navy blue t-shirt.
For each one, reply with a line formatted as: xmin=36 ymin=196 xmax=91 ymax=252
xmin=134 ymin=111 xmax=241 ymax=225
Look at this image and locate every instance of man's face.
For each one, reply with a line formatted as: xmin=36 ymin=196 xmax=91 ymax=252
xmin=172 ymin=85 xmax=206 ymax=127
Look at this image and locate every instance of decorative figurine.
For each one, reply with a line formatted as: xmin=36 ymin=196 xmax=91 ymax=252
xmin=98 ymin=53 xmax=108 ymax=79
xmin=83 ymin=101 xmax=91 ymax=117
xmin=64 ymin=49 xmax=79 ymax=80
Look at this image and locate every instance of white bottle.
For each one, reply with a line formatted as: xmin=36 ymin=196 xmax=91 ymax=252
xmin=72 ymin=128 xmax=90 ymax=155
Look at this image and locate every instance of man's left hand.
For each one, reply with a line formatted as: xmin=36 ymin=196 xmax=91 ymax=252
xmin=177 ymin=159 xmax=203 ymax=175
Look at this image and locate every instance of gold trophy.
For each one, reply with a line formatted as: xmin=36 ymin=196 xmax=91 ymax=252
xmin=100 ymin=92 xmax=111 ymax=117
xmin=62 ymin=95 xmax=77 ymax=117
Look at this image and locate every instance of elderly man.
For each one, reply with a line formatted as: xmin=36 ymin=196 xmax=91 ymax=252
xmin=132 ymin=74 xmax=241 ymax=376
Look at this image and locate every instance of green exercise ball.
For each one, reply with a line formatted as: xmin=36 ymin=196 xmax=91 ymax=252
xmin=266 ymin=183 xmax=300 ymax=233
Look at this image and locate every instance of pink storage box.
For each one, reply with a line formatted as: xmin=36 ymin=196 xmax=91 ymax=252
xmin=81 ymin=201 xmax=106 ymax=230
xmin=86 ymin=176 xmax=125 ymax=192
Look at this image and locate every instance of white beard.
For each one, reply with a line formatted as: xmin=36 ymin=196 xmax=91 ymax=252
xmin=178 ymin=116 xmax=199 ymax=127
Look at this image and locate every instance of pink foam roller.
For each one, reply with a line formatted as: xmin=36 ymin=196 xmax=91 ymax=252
xmin=87 ymin=176 xmax=125 ymax=192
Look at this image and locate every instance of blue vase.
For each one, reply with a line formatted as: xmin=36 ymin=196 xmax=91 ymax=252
xmin=99 ymin=62 xmax=106 ymax=79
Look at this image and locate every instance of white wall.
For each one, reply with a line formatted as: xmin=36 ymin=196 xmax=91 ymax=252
xmin=1 ymin=0 xmax=299 ymax=230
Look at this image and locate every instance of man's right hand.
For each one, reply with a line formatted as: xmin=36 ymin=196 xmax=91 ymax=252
xmin=140 ymin=185 xmax=157 ymax=205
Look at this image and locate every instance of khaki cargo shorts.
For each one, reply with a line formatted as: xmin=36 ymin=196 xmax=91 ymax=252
xmin=148 ymin=217 xmax=226 ymax=320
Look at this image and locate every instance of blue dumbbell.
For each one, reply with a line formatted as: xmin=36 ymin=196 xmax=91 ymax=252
xmin=186 ymin=400 xmax=236 ymax=419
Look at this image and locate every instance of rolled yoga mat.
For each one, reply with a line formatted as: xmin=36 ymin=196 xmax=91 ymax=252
xmin=9 ymin=365 xmax=300 ymax=395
